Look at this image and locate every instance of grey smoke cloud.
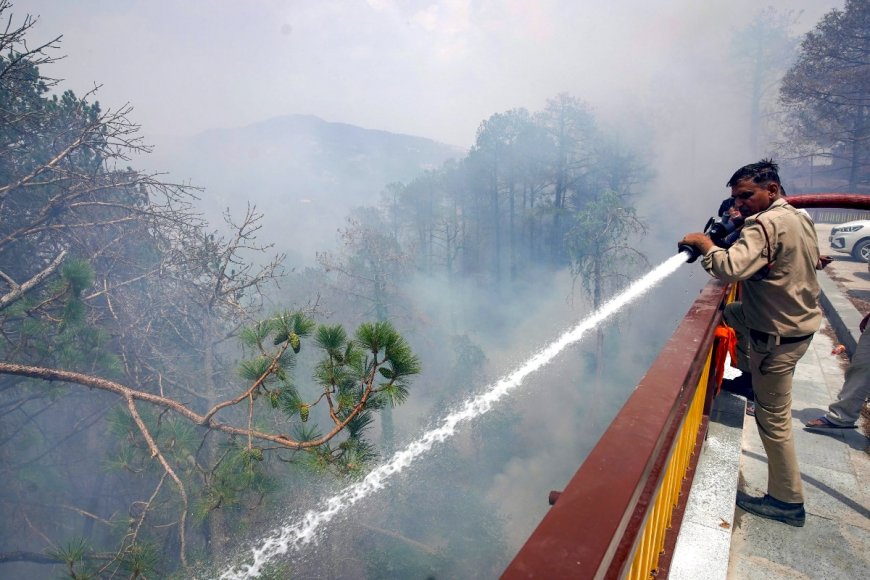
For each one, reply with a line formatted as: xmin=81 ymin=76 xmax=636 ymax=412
xmin=23 ymin=0 xmax=839 ymax=149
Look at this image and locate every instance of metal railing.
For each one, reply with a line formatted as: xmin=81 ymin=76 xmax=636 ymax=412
xmin=502 ymin=280 xmax=734 ymax=579
xmin=789 ymin=193 xmax=870 ymax=224
xmin=807 ymin=208 xmax=870 ymax=223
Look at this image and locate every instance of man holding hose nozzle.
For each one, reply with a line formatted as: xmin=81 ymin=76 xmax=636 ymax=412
xmin=678 ymin=159 xmax=821 ymax=528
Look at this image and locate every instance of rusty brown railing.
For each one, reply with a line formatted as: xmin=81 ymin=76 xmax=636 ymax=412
xmin=502 ymin=280 xmax=734 ymax=579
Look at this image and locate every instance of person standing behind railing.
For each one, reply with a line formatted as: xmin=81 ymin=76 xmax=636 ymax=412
xmin=678 ymin=159 xmax=822 ymax=528
xmin=806 ymin=311 xmax=870 ymax=431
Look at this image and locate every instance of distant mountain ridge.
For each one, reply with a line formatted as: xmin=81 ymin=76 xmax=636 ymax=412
xmin=144 ymin=114 xmax=464 ymax=263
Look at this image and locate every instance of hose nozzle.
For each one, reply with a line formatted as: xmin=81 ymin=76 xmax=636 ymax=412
xmin=677 ymin=244 xmax=701 ymax=263
xmin=678 ymin=203 xmax=740 ymax=264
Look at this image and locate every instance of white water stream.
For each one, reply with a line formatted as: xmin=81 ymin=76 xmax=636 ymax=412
xmin=221 ymin=252 xmax=690 ymax=578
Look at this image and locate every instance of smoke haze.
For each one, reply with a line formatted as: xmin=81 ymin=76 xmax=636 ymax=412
xmin=23 ymin=1 xmax=836 ymax=146
xmin=21 ymin=0 xmax=842 ymax=250
xmin=3 ymin=0 xmax=848 ymax=576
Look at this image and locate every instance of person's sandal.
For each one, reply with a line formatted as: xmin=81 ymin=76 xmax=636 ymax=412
xmin=804 ymin=416 xmax=855 ymax=430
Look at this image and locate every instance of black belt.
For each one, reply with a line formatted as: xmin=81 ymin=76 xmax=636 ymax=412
xmin=749 ymin=330 xmax=812 ymax=345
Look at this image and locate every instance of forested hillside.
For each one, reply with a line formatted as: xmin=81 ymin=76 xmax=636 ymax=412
xmin=144 ymin=115 xmax=464 ymax=264
xmin=0 ymin=5 xmax=424 ymax=576
xmin=5 ymin=0 xmax=865 ymax=577
xmin=0 ymin=4 xmax=651 ymax=576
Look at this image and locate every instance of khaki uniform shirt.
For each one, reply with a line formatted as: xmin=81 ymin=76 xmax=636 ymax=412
xmin=701 ymin=198 xmax=822 ymax=337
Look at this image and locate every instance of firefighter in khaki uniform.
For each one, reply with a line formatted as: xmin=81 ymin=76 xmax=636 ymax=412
xmin=679 ymin=159 xmax=821 ymax=528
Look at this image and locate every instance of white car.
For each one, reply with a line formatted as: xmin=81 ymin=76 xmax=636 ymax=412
xmin=829 ymin=219 xmax=870 ymax=262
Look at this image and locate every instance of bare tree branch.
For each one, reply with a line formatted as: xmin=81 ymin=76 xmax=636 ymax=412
xmin=0 ymin=362 xmax=380 ymax=450
xmin=124 ymin=396 xmax=189 ymax=568
xmin=0 ymin=249 xmax=66 ymax=311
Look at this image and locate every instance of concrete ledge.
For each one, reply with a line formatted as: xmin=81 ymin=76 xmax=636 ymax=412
xmin=669 ymin=391 xmax=745 ymax=580
xmin=818 ymin=269 xmax=862 ymax=354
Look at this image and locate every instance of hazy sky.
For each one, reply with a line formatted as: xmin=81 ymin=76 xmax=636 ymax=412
xmin=19 ymin=0 xmax=843 ymax=148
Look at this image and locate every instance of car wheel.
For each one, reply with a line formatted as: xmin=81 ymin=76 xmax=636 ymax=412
xmin=851 ymin=239 xmax=870 ymax=262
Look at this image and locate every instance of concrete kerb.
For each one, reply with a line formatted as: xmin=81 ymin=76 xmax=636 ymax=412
xmin=817 ymin=269 xmax=863 ymax=354
xmin=669 ymin=391 xmax=745 ymax=580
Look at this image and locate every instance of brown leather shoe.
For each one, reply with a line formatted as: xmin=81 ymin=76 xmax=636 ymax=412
xmin=736 ymin=493 xmax=805 ymax=527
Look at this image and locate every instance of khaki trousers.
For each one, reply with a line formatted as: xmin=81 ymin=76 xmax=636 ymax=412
xmin=724 ymin=302 xmax=812 ymax=504
xmin=826 ymin=325 xmax=870 ymax=426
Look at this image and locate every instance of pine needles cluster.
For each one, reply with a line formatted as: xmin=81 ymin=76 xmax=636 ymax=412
xmin=233 ymin=313 xmax=422 ymax=479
